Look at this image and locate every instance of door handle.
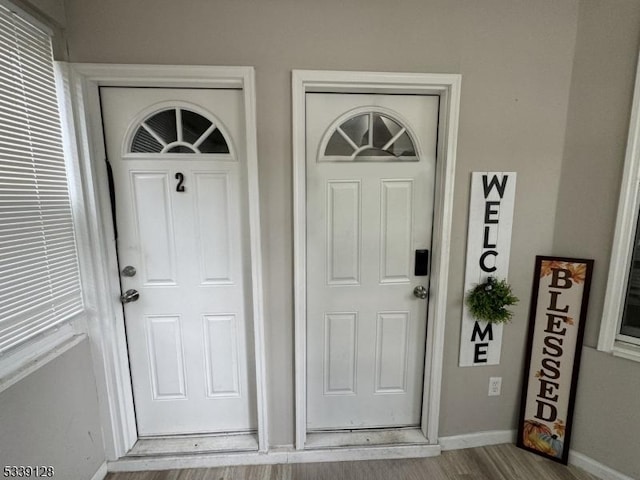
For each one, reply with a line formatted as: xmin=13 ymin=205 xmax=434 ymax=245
xmin=120 ymin=289 xmax=140 ymax=304
xmin=413 ymin=285 xmax=428 ymax=299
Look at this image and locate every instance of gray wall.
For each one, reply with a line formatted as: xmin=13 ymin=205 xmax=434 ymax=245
xmin=62 ymin=0 xmax=581 ymax=445
xmin=0 ymin=340 xmax=105 ymax=480
xmin=571 ymin=348 xmax=640 ymax=478
xmin=553 ymin=1 xmax=640 ymax=478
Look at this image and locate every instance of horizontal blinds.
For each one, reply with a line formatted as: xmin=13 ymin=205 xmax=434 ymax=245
xmin=0 ymin=4 xmax=83 ymax=354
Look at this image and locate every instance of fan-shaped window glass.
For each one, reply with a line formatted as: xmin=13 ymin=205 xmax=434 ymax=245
xmin=322 ymin=112 xmax=418 ymax=161
xmin=129 ymin=108 xmax=230 ymax=154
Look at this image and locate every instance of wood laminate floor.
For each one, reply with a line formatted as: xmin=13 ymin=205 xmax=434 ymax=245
xmin=105 ymin=443 xmax=600 ymax=480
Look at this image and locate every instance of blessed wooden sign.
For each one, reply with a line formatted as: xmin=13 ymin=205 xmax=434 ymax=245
xmin=517 ymin=256 xmax=593 ymax=464
xmin=459 ymin=172 xmax=516 ymax=366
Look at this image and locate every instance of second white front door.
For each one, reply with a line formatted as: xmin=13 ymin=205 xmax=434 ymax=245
xmin=306 ymin=93 xmax=438 ymax=430
xmin=100 ymin=87 xmax=256 ymax=437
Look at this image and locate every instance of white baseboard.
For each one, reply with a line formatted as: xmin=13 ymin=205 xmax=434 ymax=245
xmin=438 ymin=430 xmax=634 ymax=480
xmin=108 ymin=444 xmax=441 ymax=472
xmin=439 ymin=430 xmax=516 ymax=451
xmin=569 ymin=450 xmax=635 ymax=480
xmin=90 ymin=462 xmax=107 ymax=480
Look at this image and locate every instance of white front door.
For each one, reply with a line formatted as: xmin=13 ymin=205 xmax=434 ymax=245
xmin=306 ymin=93 xmax=438 ymax=430
xmin=100 ymin=88 xmax=256 ymax=436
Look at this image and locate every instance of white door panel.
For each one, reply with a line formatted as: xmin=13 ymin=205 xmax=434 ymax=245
xmin=306 ymin=93 xmax=438 ymax=430
xmin=100 ymin=88 xmax=256 ymax=436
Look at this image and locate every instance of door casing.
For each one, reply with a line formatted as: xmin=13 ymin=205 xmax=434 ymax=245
xmin=292 ymin=70 xmax=461 ymax=449
xmin=64 ymin=64 xmax=268 ymax=459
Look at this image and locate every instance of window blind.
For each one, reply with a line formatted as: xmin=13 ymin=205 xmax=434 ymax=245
xmin=0 ymin=3 xmax=83 ymax=354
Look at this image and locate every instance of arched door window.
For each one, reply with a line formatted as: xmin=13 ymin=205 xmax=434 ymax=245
xmin=321 ymin=111 xmax=418 ymax=161
xmin=129 ymin=107 xmax=230 ymax=154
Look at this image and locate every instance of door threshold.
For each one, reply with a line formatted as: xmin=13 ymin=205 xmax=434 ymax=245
xmin=127 ymin=432 xmax=258 ymax=457
xmin=109 ymin=443 xmax=442 ymax=472
xmin=305 ymin=427 xmax=430 ymax=450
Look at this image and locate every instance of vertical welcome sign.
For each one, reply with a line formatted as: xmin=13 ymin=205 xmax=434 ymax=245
xmin=517 ymin=256 xmax=593 ymax=464
xmin=459 ymin=172 xmax=516 ymax=366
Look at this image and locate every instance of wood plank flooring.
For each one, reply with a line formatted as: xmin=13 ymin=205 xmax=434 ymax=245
xmin=105 ymin=443 xmax=600 ymax=480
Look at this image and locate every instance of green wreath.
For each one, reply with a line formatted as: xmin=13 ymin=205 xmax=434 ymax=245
xmin=466 ymin=277 xmax=519 ymax=324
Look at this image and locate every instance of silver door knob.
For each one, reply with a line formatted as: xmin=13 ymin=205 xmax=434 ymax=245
xmin=413 ymin=285 xmax=428 ymax=299
xmin=120 ymin=289 xmax=140 ymax=303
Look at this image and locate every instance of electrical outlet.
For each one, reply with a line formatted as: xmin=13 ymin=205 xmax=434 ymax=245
xmin=488 ymin=376 xmax=502 ymax=396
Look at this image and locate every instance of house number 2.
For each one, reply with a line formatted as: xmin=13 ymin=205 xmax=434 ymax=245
xmin=175 ymin=172 xmax=186 ymax=192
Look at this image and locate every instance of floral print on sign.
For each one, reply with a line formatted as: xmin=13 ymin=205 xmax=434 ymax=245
xmin=540 ymin=261 xmax=586 ymax=284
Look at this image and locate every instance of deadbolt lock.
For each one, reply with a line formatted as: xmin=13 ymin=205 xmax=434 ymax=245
xmin=122 ymin=265 xmax=137 ymax=277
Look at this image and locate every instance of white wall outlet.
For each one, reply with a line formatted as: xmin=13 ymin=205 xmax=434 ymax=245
xmin=488 ymin=376 xmax=502 ymax=396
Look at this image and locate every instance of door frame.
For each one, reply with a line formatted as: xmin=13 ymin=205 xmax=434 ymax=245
xmin=292 ymin=70 xmax=461 ymax=449
xmin=64 ymin=63 xmax=268 ymax=459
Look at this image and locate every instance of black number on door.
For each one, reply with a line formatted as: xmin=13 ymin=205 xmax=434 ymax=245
xmin=175 ymin=172 xmax=185 ymax=192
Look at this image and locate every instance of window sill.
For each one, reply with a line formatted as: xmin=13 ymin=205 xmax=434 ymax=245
xmin=612 ymin=340 xmax=640 ymax=363
xmin=0 ymin=329 xmax=87 ymax=394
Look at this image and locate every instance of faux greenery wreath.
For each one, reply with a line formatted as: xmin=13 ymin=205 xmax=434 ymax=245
xmin=466 ymin=276 xmax=519 ymax=323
